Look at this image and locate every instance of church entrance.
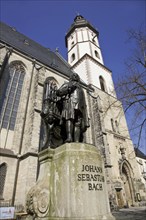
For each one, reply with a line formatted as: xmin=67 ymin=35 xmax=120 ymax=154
xmin=121 ymin=162 xmax=134 ymax=207
xmin=115 ymin=189 xmax=124 ymax=208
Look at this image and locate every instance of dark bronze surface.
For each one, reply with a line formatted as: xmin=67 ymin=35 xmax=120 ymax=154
xmin=40 ymin=74 xmax=89 ymax=150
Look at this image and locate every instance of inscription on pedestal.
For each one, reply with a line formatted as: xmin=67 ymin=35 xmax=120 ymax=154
xmin=77 ymin=164 xmax=104 ymax=191
xmin=26 ymin=144 xmax=115 ymax=219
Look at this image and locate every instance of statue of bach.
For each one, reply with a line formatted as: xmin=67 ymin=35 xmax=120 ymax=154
xmin=40 ymin=73 xmax=89 ymax=150
xmin=56 ymin=73 xmax=89 ymax=143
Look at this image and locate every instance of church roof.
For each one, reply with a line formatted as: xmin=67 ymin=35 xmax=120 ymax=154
xmin=0 ymin=21 xmax=73 ymax=78
xmin=135 ymin=148 xmax=146 ymax=160
xmin=65 ymin=15 xmax=99 ymax=47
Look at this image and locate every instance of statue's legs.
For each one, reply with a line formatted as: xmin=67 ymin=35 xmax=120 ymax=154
xmin=74 ymin=119 xmax=81 ymax=142
xmin=42 ymin=120 xmax=55 ymax=149
xmin=65 ymin=119 xmax=73 ymax=142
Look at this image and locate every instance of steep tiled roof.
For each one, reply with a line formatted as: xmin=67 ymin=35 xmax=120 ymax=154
xmin=0 ymin=21 xmax=73 ymax=77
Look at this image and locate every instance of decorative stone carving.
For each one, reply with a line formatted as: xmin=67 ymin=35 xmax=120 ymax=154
xmin=26 ymin=181 xmax=50 ymax=218
xmin=26 ymin=149 xmax=53 ymax=219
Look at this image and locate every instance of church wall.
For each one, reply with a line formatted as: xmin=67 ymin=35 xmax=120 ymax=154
xmin=0 ymin=45 xmax=7 ymax=66
xmin=0 ymin=156 xmax=17 ymax=201
xmin=20 ymin=66 xmax=40 ymax=154
xmin=136 ymin=156 xmax=146 ymax=186
xmin=98 ymin=91 xmax=129 ymax=137
xmin=78 ymin=43 xmax=91 ymax=59
xmin=68 ymin=45 xmax=79 ymax=66
xmin=84 ymin=91 xmax=94 ymax=145
xmin=72 ymin=58 xmax=115 ymax=97
xmin=87 ymin=28 xmax=100 ymax=47
xmin=89 ymin=60 xmax=115 ymax=96
xmin=82 ymin=28 xmax=88 ymax=41
xmin=76 ymin=28 xmax=83 ymax=42
xmin=0 ymin=50 xmax=35 ymax=154
xmin=15 ymin=156 xmax=38 ymax=207
xmin=72 ymin=59 xmax=89 ymax=84
xmin=91 ymin=44 xmax=103 ymax=64
xmin=0 ymin=47 xmax=41 ymax=206
xmin=87 ymin=85 xmax=146 ymax=205
xmin=67 ymin=32 xmax=77 ymax=51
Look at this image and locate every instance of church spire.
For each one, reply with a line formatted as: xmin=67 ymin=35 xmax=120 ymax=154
xmin=65 ymin=15 xmax=103 ymax=67
xmin=65 ymin=15 xmax=99 ymax=48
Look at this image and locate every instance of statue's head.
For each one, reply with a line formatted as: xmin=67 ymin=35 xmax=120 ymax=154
xmin=70 ymin=73 xmax=80 ymax=82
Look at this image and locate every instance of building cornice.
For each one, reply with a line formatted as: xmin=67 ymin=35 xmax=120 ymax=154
xmin=105 ymin=129 xmax=131 ymax=141
xmin=0 ymin=148 xmax=38 ymax=160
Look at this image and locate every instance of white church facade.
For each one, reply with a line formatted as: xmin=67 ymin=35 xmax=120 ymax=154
xmin=0 ymin=15 xmax=146 ymax=213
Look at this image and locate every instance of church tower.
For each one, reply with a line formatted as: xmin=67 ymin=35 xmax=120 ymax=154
xmin=65 ymin=15 xmax=115 ymax=96
xmin=65 ymin=15 xmax=146 ymax=208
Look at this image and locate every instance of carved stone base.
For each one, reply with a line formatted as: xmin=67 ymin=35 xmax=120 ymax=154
xmin=26 ymin=143 xmax=115 ymax=220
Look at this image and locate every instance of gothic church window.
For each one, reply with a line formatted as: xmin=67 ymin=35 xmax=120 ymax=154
xmin=71 ymin=53 xmax=75 ymax=63
xmin=0 ymin=163 xmax=7 ymax=199
xmin=99 ymin=76 xmax=106 ymax=92
xmin=0 ymin=62 xmax=25 ymax=130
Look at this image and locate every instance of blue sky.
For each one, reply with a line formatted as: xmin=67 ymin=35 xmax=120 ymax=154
xmin=1 ymin=0 xmax=146 ymax=153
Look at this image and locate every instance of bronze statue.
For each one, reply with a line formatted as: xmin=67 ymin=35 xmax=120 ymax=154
xmin=40 ymin=77 xmax=63 ymax=150
xmin=56 ymin=73 xmax=89 ymax=143
xmin=40 ymin=73 xmax=89 ymax=150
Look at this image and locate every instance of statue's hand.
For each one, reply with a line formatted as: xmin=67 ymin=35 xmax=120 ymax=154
xmin=68 ymin=82 xmax=76 ymax=93
xmin=56 ymin=84 xmax=69 ymax=96
xmin=40 ymin=112 xmax=45 ymax=118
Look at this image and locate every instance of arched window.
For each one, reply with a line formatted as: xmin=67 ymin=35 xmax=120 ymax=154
xmin=111 ymin=118 xmax=115 ymax=132
xmin=99 ymin=76 xmax=106 ymax=92
xmin=71 ymin=53 xmax=75 ymax=63
xmin=0 ymin=163 xmax=7 ymax=199
xmin=0 ymin=62 xmax=25 ymax=130
xmin=95 ymin=50 xmax=100 ymax=58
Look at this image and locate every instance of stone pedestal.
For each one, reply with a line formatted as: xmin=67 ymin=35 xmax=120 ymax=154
xmin=26 ymin=143 xmax=115 ymax=220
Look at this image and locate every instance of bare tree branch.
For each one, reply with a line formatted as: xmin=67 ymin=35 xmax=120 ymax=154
xmin=114 ymin=26 xmax=146 ymax=149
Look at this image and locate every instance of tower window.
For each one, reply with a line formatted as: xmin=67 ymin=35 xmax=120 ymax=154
xmin=0 ymin=163 xmax=7 ymax=199
xmin=95 ymin=50 xmax=100 ymax=59
xmin=71 ymin=41 xmax=74 ymax=45
xmin=71 ymin=53 xmax=75 ymax=63
xmin=99 ymin=76 xmax=106 ymax=92
xmin=0 ymin=62 xmax=25 ymax=130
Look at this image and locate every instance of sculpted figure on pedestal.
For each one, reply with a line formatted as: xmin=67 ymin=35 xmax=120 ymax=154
xmin=40 ymin=73 xmax=89 ymax=150
xmin=56 ymin=73 xmax=89 ymax=143
xmin=40 ymin=77 xmax=63 ymax=149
